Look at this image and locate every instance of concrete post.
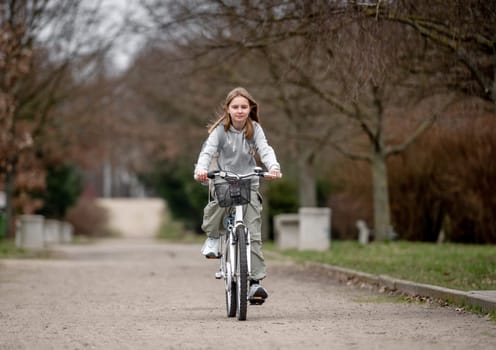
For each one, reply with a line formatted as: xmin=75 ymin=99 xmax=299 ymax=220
xmin=274 ymin=213 xmax=299 ymax=250
xmin=356 ymin=220 xmax=370 ymax=245
xmin=16 ymin=215 xmax=45 ymax=249
xmin=44 ymin=219 xmax=61 ymax=245
xmin=298 ymin=207 xmax=331 ymax=251
xmin=15 ymin=219 xmax=21 ymax=247
xmin=61 ymin=222 xmax=74 ymax=243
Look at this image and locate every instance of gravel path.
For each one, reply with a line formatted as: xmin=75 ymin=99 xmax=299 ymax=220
xmin=1 ymin=238 xmax=495 ymax=350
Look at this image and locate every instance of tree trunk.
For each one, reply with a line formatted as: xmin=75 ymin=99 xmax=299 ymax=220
xmin=492 ymin=50 xmax=496 ymax=111
xmin=371 ymin=150 xmax=393 ymax=241
xmin=298 ymin=153 xmax=317 ymax=207
xmin=4 ymin=156 xmax=17 ymax=238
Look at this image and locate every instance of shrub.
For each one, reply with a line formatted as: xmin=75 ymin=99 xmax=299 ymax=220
xmin=66 ymin=197 xmax=110 ymax=237
xmin=265 ymin=178 xmax=299 ymax=240
xmin=326 ymin=112 xmax=496 ymax=244
xmin=34 ymin=163 xmax=83 ymax=219
xmin=327 ymin=160 xmax=373 ymax=240
xmin=267 ymin=179 xmax=299 ymax=217
xmin=389 ymin=115 xmax=496 ymax=243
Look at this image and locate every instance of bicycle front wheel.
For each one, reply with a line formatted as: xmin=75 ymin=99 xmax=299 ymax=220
xmin=235 ymin=225 xmax=248 ymax=321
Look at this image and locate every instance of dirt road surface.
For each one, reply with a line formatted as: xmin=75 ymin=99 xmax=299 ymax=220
xmin=1 ymin=238 xmax=495 ymax=350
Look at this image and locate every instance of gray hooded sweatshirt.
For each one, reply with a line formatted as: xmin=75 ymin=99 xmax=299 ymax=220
xmin=195 ymin=122 xmax=280 ymax=189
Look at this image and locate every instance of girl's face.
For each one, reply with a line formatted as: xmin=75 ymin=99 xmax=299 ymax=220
xmin=228 ymin=96 xmax=250 ymax=129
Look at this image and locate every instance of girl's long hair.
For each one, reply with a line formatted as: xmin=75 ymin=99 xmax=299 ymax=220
xmin=207 ymin=87 xmax=260 ymax=139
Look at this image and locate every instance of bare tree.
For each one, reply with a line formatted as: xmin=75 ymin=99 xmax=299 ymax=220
xmin=0 ymin=0 xmax=119 ymax=236
xmin=1 ymin=0 xmax=42 ymax=235
xmin=136 ymin=0 xmax=341 ymax=207
xmin=295 ymin=7 xmax=464 ymax=240
xmin=363 ymin=0 xmax=496 ymax=109
xmin=256 ymin=46 xmax=342 ymax=207
xmin=136 ymin=0 xmax=476 ymax=241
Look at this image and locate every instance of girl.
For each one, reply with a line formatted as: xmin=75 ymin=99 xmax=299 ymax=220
xmin=194 ymin=87 xmax=281 ymax=303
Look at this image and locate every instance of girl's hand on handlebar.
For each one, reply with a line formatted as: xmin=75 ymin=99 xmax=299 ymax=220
xmin=194 ymin=170 xmax=208 ymax=182
xmin=266 ymin=168 xmax=282 ymax=180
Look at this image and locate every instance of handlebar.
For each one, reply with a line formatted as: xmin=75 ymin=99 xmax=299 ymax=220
xmin=195 ymin=167 xmax=282 ymax=183
xmin=207 ymin=167 xmax=273 ymax=180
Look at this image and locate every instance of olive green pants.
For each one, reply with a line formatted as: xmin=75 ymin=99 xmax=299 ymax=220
xmin=201 ymin=189 xmax=266 ymax=281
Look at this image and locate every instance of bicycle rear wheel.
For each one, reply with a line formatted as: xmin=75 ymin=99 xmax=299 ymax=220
xmin=235 ymin=225 xmax=248 ymax=321
xmin=224 ymin=236 xmax=237 ymax=317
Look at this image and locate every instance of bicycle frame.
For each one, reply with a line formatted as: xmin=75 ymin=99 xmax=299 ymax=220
xmin=218 ymin=203 xmax=251 ymax=320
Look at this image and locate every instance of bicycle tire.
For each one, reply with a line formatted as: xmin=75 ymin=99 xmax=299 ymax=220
xmin=236 ymin=225 xmax=248 ymax=321
xmin=224 ymin=235 xmax=237 ymax=317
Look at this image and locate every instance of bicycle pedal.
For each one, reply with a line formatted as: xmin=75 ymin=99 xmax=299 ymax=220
xmin=205 ymin=253 xmax=222 ymax=259
xmin=249 ymin=297 xmax=265 ymax=305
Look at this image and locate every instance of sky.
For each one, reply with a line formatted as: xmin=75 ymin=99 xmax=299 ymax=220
xmin=97 ymin=0 xmax=149 ymax=72
xmin=34 ymin=0 xmax=149 ymax=74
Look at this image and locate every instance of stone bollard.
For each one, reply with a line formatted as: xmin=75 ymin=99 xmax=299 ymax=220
xmin=298 ymin=207 xmax=331 ymax=251
xmin=44 ymin=219 xmax=61 ymax=245
xmin=274 ymin=213 xmax=299 ymax=250
xmin=356 ymin=220 xmax=370 ymax=245
xmin=15 ymin=219 xmax=21 ymax=248
xmin=61 ymin=221 xmax=74 ymax=243
xmin=16 ymin=215 xmax=45 ymax=249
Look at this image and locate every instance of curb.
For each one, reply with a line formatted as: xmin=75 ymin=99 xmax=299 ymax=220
xmin=308 ymin=262 xmax=496 ymax=314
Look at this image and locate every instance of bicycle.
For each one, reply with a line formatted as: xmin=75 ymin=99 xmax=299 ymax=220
xmin=205 ymin=167 xmax=274 ymax=321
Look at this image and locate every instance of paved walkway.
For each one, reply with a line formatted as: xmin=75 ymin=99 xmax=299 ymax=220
xmin=1 ymin=238 xmax=495 ymax=349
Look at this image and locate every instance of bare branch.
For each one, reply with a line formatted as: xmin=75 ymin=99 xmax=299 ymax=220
xmin=385 ymin=113 xmax=437 ymax=156
xmin=361 ymin=4 xmax=496 ymax=101
xmin=330 ymin=139 xmax=372 ymax=162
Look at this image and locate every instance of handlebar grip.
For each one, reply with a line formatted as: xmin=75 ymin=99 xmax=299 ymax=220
xmin=207 ymin=170 xmax=218 ymax=179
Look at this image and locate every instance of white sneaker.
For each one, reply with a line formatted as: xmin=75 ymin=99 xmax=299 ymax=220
xmin=201 ymin=237 xmax=220 ymax=259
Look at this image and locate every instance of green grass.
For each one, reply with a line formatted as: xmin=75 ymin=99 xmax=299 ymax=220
xmin=273 ymin=241 xmax=496 ymax=291
xmin=0 ymin=239 xmax=23 ymax=258
xmin=0 ymin=239 xmax=53 ymax=259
